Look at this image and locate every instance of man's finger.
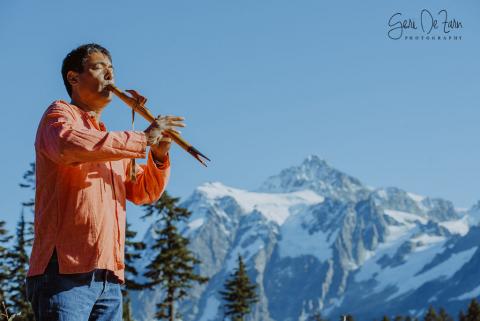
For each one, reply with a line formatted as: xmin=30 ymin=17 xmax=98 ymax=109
xmin=159 ymin=137 xmax=172 ymax=143
xmin=165 ymin=128 xmax=181 ymax=135
xmin=164 ymin=116 xmax=185 ymax=121
xmin=126 ymin=89 xmax=146 ymax=102
xmin=167 ymin=121 xmax=186 ymax=127
xmin=125 ymin=89 xmax=139 ymax=96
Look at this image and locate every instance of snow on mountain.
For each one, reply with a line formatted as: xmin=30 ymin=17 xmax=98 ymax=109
xmin=195 ymin=181 xmax=324 ymax=225
xmin=277 ymin=206 xmax=337 ymax=261
xmin=439 ymin=217 xmax=470 ymax=236
xmin=456 ymin=284 xmax=480 ymax=300
xmin=466 ymin=201 xmax=480 ymax=226
xmin=355 ymin=229 xmax=460 ymax=301
xmin=130 ymin=156 xmax=480 ymax=321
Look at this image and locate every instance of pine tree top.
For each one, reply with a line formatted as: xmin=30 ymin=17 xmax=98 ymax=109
xmin=219 ymin=255 xmax=258 ymax=321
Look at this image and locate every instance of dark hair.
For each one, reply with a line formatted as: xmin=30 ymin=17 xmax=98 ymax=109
xmin=61 ymin=43 xmax=112 ymax=97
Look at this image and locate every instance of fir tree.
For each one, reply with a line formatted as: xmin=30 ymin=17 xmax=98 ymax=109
xmin=124 ymin=220 xmax=146 ymax=291
xmin=381 ymin=316 xmax=391 ymax=321
xmin=459 ymin=310 xmax=467 ymax=321
xmin=122 ymin=219 xmax=146 ymax=321
xmin=18 ymin=162 xmax=35 ymax=247
xmin=0 ymin=220 xmax=12 ymax=310
xmin=394 ymin=316 xmax=404 ymax=321
xmin=0 ymin=163 xmax=37 ymax=320
xmin=6 ymin=210 xmax=34 ymax=320
xmin=142 ymin=192 xmax=208 ymax=321
xmin=340 ymin=315 xmax=355 ymax=321
xmin=219 ymin=255 xmax=258 ymax=321
xmin=423 ymin=306 xmax=439 ymax=321
xmin=122 ymin=295 xmax=134 ymax=321
xmin=437 ymin=308 xmax=453 ymax=321
xmin=466 ymin=299 xmax=480 ymax=321
xmin=308 ymin=311 xmax=328 ymax=321
xmin=19 ymin=163 xmax=35 ymax=207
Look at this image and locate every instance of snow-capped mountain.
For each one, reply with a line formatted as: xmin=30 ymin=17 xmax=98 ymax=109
xmin=130 ymin=156 xmax=480 ymax=321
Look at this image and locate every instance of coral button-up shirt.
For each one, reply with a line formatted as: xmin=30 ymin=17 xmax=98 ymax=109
xmin=27 ymin=100 xmax=170 ymax=283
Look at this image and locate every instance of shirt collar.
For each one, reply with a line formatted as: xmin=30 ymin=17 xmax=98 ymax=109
xmin=62 ymin=100 xmax=107 ymax=131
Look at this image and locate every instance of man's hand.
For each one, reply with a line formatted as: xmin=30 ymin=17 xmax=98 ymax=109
xmin=144 ymin=114 xmax=185 ymax=165
xmin=150 ymin=137 xmax=172 ymax=164
xmin=144 ymin=115 xmax=185 ymax=146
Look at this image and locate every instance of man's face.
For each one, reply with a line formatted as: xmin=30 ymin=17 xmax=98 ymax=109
xmin=68 ymin=51 xmax=115 ymax=107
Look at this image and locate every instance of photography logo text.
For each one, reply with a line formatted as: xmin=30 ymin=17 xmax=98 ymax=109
xmin=387 ymin=9 xmax=463 ymax=41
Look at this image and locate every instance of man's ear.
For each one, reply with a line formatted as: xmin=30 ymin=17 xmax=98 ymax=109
xmin=66 ymin=71 xmax=79 ymax=86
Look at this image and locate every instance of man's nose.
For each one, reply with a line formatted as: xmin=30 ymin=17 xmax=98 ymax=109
xmin=104 ymin=68 xmax=114 ymax=81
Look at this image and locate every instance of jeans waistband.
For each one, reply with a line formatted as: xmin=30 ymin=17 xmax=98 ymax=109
xmin=45 ymin=248 xmax=120 ymax=284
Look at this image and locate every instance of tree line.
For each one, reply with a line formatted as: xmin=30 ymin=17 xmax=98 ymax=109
xmin=311 ymin=299 xmax=480 ymax=321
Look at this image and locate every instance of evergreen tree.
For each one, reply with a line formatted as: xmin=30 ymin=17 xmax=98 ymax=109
xmin=381 ymin=316 xmax=391 ymax=321
xmin=423 ymin=306 xmax=439 ymax=321
xmin=122 ymin=295 xmax=134 ymax=321
xmin=459 ymin=310 xmax=467 ymax=321
xmin=18 ymin=162 xmax=35 ymax=247
xmin=122 ymin=219 xmax=146 ymax=321
xmin=394 ymin=316 xmax=404 ymax=321
xmin=124 ymin=220 xmax=146 ymax=291
xmin=142 ymin=192 xmax=208 ymax=321
xmin=219 ymin=255 xmax=258 ymax=321
xmin=6 ymin=210 xmax=34 ymax=320
xmin=0 ymin=220 xmax=12 ymax=311
xmin=340 ymin=315 xmax=355 ymax=321
xmin=19 ymin=163 xmax=35 ymax=207
xmin=437 ymin=308 xmax=453 ymax=321
xmin=465 ymin=299 xmax=480 ymax=321
xmin=0 ymin=163 xmax=37 ymax=320
xmin=308 ymin=311 xmax=328 ymax=321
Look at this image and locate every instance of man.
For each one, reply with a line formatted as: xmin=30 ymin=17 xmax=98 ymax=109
xmin=25 ymin=43 xmax=185 ymax=320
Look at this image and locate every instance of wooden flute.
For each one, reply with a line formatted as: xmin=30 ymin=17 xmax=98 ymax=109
xmin=107 ymin=84 xmax=210 ymax=167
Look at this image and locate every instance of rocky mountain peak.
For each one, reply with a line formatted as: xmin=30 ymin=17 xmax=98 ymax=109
xmin=258 ymin=155 xmax=369 ymax=202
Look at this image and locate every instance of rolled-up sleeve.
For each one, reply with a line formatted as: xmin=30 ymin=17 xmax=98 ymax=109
xmin=37 ymin=102 xmax=147 ymax=165
xmin=125 ymin=149 xmax=170 ymax=205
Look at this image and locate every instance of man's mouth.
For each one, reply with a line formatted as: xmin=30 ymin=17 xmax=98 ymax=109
xmin=103 ymin=82 xmax=113 ymax=89
xmin=101 ymin=83 xmax=114 ymax=93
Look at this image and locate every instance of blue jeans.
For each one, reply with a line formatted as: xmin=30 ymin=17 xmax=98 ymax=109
xmin=26 ymin=250 xmax=123 ymax=321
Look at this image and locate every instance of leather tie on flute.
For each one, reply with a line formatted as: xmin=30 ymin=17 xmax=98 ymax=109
xmin=107 ymin=84 xmax=211 ymax=167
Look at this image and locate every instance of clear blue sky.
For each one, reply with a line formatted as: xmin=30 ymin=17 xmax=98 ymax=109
xmin=0 ymin=0 xmax=478 ymax=239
